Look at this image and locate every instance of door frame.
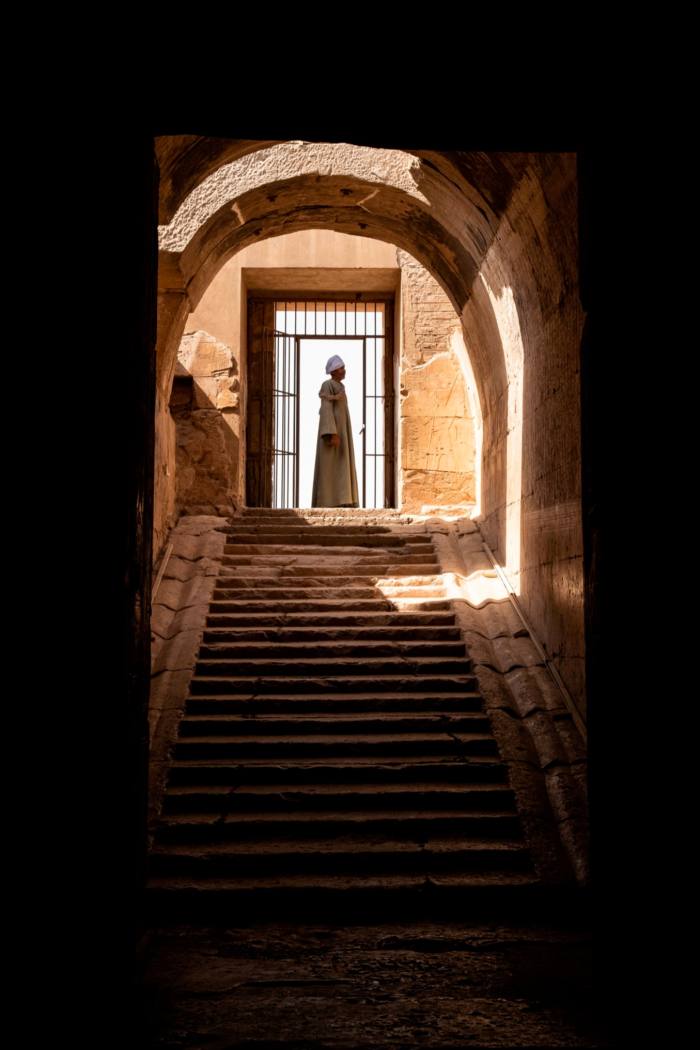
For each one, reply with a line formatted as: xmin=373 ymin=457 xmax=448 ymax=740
xmin=245 ymin=293 xmax=396 ymax=507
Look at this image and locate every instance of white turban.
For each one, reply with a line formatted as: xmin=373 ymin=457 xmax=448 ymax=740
xmin=325 ymin=355 xmax=345 ymax=374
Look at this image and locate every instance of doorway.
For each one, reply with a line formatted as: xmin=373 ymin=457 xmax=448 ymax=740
xmin=246 ymin=297 xmax=395 ymax=508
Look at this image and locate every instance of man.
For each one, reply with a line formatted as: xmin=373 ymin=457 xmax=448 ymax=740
xmin=311 ymin=354 xmax=359 ymax=507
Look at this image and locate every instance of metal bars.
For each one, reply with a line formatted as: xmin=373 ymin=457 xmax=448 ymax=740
xmin=270 ymin=300 xmax=388 ymax=509
xmin=271 ymin=327 xmax=299 ymax=508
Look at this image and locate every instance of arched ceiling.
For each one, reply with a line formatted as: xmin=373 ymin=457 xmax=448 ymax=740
xmin=155 ymin=137 xmax=531 ymax=227
xmin=156 ymin=140 xmax=532 ymax=315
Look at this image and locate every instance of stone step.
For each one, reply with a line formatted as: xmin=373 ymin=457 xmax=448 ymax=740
xmin=209 ymin=598 xmax=452 ymax=613
xmin=224 ymin=541 xmax=434 ymax=558
xmin=220 ymin=559 xmax=439 ymax=573
xmin=150 ymin=506 xmax=538 ymax=906
xmin=205 ymin=610 xmax=457 ymax=627
xmin=231 ymin=524 xmax=421 ymax=533
xmin=213 ymin=579 xmax=445 ymax=594
xmin=212 ymin=592 xmax=447 ymax=606
xmin=146 ymin=871 xmax=540 ymax=899
xmin=223 ymin=546 xmax=438 ymax=562
xmin=167 ymin=757 xmax=509 ymax=786
xmin=197 ymin=640 xmax=467 ymax=660
xmin=201 ymin=625 xmax=462 ymax=642
xmin=216 ymin=573 xmax=442 ymax=587
xmin=194 ymin=657 xmax=472 ymax=678
xmin=178 ymin=712 xmax=490 ymax=736
xmin=144 ymin=873 xmax=551 ymax=920
xmin=222 ymin=549 xmax=437 ymax=563
xmin=221 ymin=537 xmax=424 ymax=551
xmin=238 ymin=509 xmax=413 ymax=519
xmin=149 ymin=836 xmax=532 ymax=876
xmin=172 ymin=733 xmax=498 ymax=760
xmin=225 ymin=523 xmax=397 ymax=535
xmin=189 ymin=673 xmax=478 ymax=695
xmin=185 ymin=691 xmax=484 ymax=714
xmin=162 ymin=782 xmax=517 ymax=814
xmin=154 ymin=810 xmax=524 ymax=843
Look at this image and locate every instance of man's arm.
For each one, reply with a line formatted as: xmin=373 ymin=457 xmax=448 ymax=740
xmin=319 ymin=383 xmax=340 ymax=446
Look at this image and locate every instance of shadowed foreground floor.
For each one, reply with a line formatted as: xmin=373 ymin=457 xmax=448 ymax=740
xmin=133 ymin=919 xmax=617 ymax=1048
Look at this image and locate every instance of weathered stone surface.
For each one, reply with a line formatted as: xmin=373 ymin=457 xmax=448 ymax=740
xmin=552 ymin=713 xmax=588 ymax=764
xmin=401 ymin=417 xmax=474 ymax=469
xmin=517 ymin=709 xmax=571 ymax=771
xmin=170 ymin=531 xmax=226 ymax=561
xmin=496 ymin=633 xmax=542 ymax=669
xmin=449 ymin=597 xmax=519 ymax=637
xmin=150 ymin=519 xmax=225 ymax=762
xmin=151 ymin=629 xmax=204 ymax=675
xmin=182 ymin=503 xmax=236 ymax=516
xmin=456 ymin=537 xmax=494 ymax=575
xmin=175 ymin=514 xmax=230 ymax=534
xmin=464 ymin=632 xmax=542 ymax=674
xmin=451 ymin=529 xmax=484 ymax=553
xmin=135 ymin=920 xmax=612 ymax=1049
xmin=467 ymin=663 xmax=518 ymax=716
xmin=178 ymin=330 xmax=234 ymax=376
xmin=487 ymin=708 xmax=540 ymax=767
xmin=152 ymin=602 xmax=216 ymax=641
xmin=448 ymin=571 xmax=509 ymax=606
xmin=190 ymin=376 xmax=217 ymax=407
xmin=403 ymin=469 xmax=472 ymax=508
xmin=455 ymin=517 xmax=480 ymax=535
xmin=504 ymin=665 xmax=577 ymax=726
xmin=402 ymin=352 xmax=469 ymax=417
xmin=215 ymin=377 xmax=239 ymax=409
xmin=147 ymin=756 xmax=172 ymax=830
xmin=150 ymin=668 xmax=194 ymax=710
xmin=547 ymin=763 xmax=590 ymax=885
xmin=175 ymin=410 xmax=237 ymax=509
xmin=163 ymin=554 xmax=222 ymax=583
xmin=501 ymin=758 xmax=576 ymax=884
xmin=545 ymin=765 xmax=588 ymax=825
xmin=155 ymin=574 xmax=217 ymax=613
xmin=473 ymin=600 xmax=526 ymax=639
xmin=458 ymin=630 xmax=497 ymax=669
xmin=522 ymin=664 xmax=571 ymax=716
xmin=569 ymin=761 xmax=589 ymax=805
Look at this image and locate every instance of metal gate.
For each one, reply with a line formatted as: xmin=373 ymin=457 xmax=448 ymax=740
xmin=248 ymin=298 xmax=395 ymax=509
xmin=271 ymin=329 xmax=300 ymax=508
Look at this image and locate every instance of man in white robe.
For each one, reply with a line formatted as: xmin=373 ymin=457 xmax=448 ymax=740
xmin=311 ymin=355 xmax=359 ymax=507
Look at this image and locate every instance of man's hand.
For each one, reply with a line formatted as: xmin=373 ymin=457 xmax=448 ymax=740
xmin=323 ymin=433 xmax=340 ymax=448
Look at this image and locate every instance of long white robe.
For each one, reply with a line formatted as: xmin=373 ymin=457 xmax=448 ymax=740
xmin=311 ymin=378 xmax=359 ymax=507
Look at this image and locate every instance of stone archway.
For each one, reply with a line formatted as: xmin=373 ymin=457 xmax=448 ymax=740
xmin=163 ymin=230 xmax=483 ymax=524
xmin=153 ymin=140 xmax=584 ymax=717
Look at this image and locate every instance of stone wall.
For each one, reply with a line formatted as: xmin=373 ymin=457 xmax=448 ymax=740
xmin=463 ymin=155 xmax=585 ymax=716
xmin=398 ymin=250 xmax=476 ymax=512
xmin=153 ymin=386 xmax=177 ymax=564
xmin=171 ymin=331 xmax=240 ymax=514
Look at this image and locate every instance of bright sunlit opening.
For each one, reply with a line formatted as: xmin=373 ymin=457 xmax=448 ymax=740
xmin=271 ymin=301 xmax=387 ymax=509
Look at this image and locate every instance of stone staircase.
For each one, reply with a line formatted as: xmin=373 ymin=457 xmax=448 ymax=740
xmin=147 ymin=508 xmax=540 ymax=913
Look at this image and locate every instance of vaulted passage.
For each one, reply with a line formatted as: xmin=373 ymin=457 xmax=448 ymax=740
xmin=124 ymin=131 xmax=619 ymax=1047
